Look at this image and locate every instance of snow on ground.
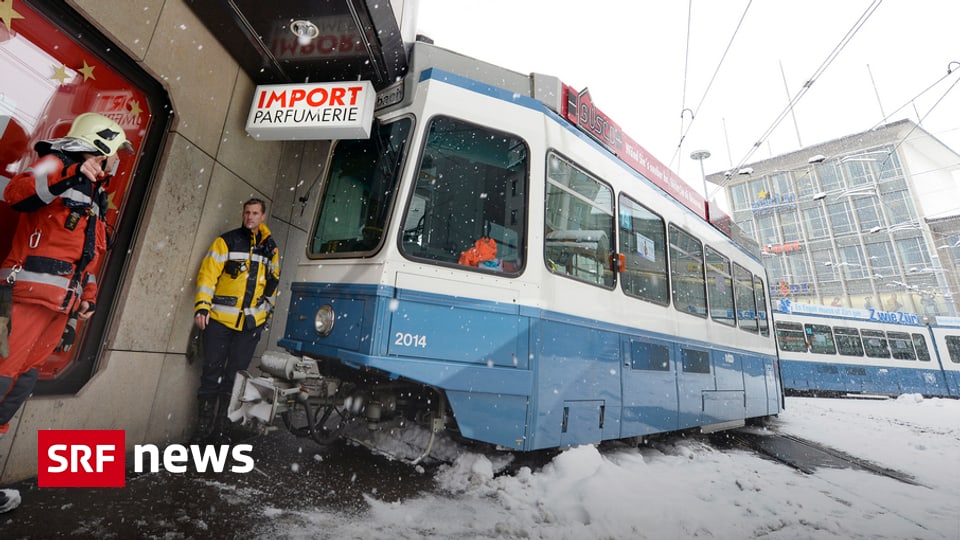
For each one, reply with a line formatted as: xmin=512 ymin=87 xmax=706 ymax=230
xmin=254 ymin=395 xmax=960 ymax=539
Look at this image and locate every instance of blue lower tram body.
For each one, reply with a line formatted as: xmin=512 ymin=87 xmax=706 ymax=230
xmin=280 ymin=282 xmax=782 ymax=451
xmin=780 ymin=358 xmax=955 ymax=397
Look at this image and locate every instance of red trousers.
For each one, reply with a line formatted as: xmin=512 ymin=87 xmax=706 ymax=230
xmin=0 ymin=302 xmax=68 ymax=378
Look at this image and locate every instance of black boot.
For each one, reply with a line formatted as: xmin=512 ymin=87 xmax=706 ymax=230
xmin=211 ymin=394 xmax=232 ymax=444
xmin=191 ymin=396 xmax=218 ymax=444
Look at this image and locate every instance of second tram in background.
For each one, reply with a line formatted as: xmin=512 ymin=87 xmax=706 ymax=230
xmin=228 ymin=40 xmax=783 ymax=457
xmin=775 ymin=306 xmax=960 ymax=398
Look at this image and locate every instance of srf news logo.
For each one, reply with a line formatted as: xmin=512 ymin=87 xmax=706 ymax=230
xmin=37 ymin=430 xmax=254 ymax=488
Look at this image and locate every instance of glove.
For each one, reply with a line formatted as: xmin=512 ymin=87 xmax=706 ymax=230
xmin=186 ymin=325 xmax=205 ymax=365
xmin=0 ymin=283 xmax=11 ymax=358
xmin=56 ymin=316 xmax=78 ymax=353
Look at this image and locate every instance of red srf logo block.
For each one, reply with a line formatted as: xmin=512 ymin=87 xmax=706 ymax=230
xmin=37 ymin=430 xmax=126 ymax=487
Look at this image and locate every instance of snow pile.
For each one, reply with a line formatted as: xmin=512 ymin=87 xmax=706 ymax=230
xmin=256 ymin=396 xmax=960 ymax=539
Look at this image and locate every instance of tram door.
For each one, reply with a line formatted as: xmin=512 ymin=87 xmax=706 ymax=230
xmin=620 ymin=337 xmax=679 ymax=437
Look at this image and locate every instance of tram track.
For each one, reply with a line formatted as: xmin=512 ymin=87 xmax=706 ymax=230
xmin=721 ymin=429 xmax=923 ymax=486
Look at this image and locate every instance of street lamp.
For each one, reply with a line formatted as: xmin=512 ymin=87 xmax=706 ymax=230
xmin=690 ymin=149 xmax=711 ymax=200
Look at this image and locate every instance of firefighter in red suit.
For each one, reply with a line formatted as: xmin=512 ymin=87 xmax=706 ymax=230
xmin=0 ymin=113 xmax=132 ymax=514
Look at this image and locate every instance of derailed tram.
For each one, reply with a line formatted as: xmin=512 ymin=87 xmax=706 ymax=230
xmin=228 ymin=41 xmax=783 ymax=459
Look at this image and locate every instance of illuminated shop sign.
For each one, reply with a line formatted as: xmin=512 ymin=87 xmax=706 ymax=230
xmin=751 ymin=190 xmax=797 ymax=215
xmin=762 ymin=241 xmax=802 ymax=254
xmin=770 ymin=280 xmax=811 ymax=297
xmin=245 ymin=81 xmax=375 ymax=140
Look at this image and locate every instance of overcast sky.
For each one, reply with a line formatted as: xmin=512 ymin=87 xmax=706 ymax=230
xmin=415 ymin=1 xmax=960 ymax=191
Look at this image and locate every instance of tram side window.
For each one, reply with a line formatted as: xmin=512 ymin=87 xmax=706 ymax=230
xmin=681 ymin=348 xmax=710 ymax=374
xmin=754 ymin=276 xmax=770 ymax=336
xmin=861 ymin=329 xmax=891 ymax=358
xmin=618 ymin=195 xmax=669 ymax=304
xmin=946 ymin=336 xmax=960 ymax=363
xmin=834 ymin=327 xmax=864 ymax=356
xmin=733 ymin=263 xmax=758 ymax=333
xmin=775 ymin=322 xmax=807 ymax=352
xmin=887 ymin=332 xmax=916 ymax=360
xmin=311 ymin=119 xmax=412 ymax=255
xmin=912 ymin=334 xmax=931 ymax=362
xmin=669 ymin=225 xmax=707 ymax=317
xmin=544 ymin=153 xmax=614 ymax=287
xmin=705 ymin=246 xmax=735 ymax=326
xmin=804 ymin=324 xmax=837 ymax=354
xmin=629 ymin=341 xmax=671 ymax=371
xmin=400 ymin=116 xmax=528 ymax=273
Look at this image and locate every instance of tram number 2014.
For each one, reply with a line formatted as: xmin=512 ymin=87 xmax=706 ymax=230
xmin=394 ymin=332 xmax=428 ymax=348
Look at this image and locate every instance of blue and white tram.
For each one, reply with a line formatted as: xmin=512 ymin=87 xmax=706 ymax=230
xmin=929 ymin=316 xmax=960 ymax=396
xmin=230 ymin=42 xmax=782 ymax=454
xmin=774 ymin=306 xmax=960 ymax=398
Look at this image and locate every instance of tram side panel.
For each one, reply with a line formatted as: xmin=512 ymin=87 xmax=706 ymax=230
xmin=930 ymin=324 xmax=960 ymax=397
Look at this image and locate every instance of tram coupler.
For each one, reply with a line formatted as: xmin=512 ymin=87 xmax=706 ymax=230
xmin=226 ymin=354 xmax=338 ymax=429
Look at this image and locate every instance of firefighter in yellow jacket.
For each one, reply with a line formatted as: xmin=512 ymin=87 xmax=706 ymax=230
xmin=192 ymin=198 xmax=280 ymax=442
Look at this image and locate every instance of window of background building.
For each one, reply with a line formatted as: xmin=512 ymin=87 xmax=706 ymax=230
xmin=794 ymin=169 xmax=817 ymax=199
xmin=837 ymin=244 xmax=867 ymax=279
xmin=757 ymin=214 xmax=778 ymax=245
xmin=852 ymin=196 xmax=882 ymax=232
xmin=730 ymin=183 xmax=750 ymax=212
xmin=875 ymin=146 xmax=903 ymax=180
xmin=769 ymin=172 xmax=791 ymax=195
xmin=786 ymin=252 xmax=812 ymax=283
xmin=843 ymin=159 xmax=875 ymax=187
xmin=812 ymin=246 xmax=838 ymax=282
xmin=803 ymin=206 xmax=828 ymax=239
xmin=896 ymin=237 xmax=930 ymax=269
xmin=826 ymin=200 xmax=855 ymax=235
xmin=748 ymin=177 xmax=765 ymax=202
xmin=780 ymin=209 xmax=801 ymax=242
xmin=815 ymin=161 xmax=842 ymax=192
xmin=865 ymin=241 xmax=897 ymax=277
xmin=881 ymin=191 xmax=918 ymax=225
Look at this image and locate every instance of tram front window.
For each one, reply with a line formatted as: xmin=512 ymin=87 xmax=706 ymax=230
xmin=310 ymin=119 xmax=411 ymax=255
xmin=400 ymin=116 xmax=528 ymax=273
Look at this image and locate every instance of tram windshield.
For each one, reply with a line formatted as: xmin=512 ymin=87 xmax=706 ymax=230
xmin=310 ymin=119 xmax=412 ymax=255
xmin=400 ymin=116 xmax=528 ymax=273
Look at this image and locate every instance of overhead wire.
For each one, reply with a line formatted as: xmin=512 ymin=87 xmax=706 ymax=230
xmin=671 ymin=0 xmax=754 ymax=170
xmin=868 ymin=62 xmax=960 ymax=132
xmin=678 ymin=0 xmax=694 ymax=157
xmin=714 ymin=0 xmax=883 ymax=195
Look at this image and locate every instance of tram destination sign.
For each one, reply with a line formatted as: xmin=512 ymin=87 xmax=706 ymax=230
xmin=245 ymin=81 xmax=375 ymax=140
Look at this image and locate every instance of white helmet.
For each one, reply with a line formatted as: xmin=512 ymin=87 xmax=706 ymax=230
xmin=64 ymin=112 xmax=133 ymax=156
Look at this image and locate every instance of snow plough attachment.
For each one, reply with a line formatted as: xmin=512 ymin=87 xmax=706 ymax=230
xmin=226 ymin=353 xmax=346 ymax=444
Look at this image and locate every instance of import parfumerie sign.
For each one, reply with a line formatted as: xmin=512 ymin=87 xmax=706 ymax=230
xmin=245 ymin=81 xmax=375 ymax=140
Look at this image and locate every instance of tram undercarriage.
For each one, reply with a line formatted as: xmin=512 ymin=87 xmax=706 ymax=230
xmin=227 ymin=353 xmax=462 ymax=464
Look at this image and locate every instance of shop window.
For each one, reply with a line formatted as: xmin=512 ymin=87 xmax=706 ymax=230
xmin=0 ymin=1 xmax=168 ymax=390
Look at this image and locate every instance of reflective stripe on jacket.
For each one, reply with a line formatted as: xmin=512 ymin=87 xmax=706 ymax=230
xmin=194 ymin=223 xmax=280 ymax=330
xmin=1 ymin=151 xmax=107 ymax=313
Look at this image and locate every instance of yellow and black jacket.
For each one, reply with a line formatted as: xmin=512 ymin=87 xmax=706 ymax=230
xmin=194 ymin=223 xmax=280 ymax=330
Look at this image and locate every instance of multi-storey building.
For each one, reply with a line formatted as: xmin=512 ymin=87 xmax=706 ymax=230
xmin=706 ymin=119 xmax=960 ymax=318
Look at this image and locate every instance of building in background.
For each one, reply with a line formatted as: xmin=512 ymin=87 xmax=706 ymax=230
xmin=707 ymin=119 xmax=960 ymax=318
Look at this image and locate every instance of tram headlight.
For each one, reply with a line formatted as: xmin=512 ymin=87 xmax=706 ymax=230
xmin=314 ymin=304 xmax=335 ymax=336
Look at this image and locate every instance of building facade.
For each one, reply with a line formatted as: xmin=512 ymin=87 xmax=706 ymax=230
xmin=0 ymin=0 xmax=415 ymax=482
xmin=708 ymin=120 xmax=960 ymax=319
